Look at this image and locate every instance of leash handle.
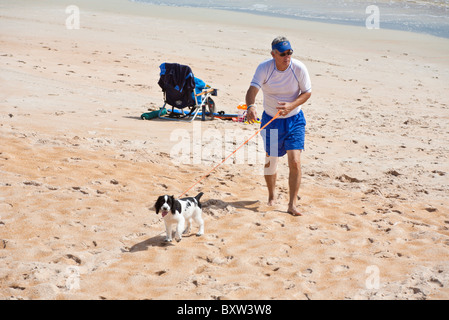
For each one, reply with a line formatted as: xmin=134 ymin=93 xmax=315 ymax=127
xmin=178 ymin=111 xmax=281 ymax=198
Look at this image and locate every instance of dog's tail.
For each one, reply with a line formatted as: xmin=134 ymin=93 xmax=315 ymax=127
xmin=195 ymin=192 xmax=204 ymax=209
xmin=195 ymin=192 xmax=204 ymax=202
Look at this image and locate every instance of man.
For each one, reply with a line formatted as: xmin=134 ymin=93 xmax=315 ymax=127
xmin=246 ymin=36 xmax=312 ymax=216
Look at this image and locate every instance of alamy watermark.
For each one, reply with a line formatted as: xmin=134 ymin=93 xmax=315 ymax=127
xmin=65 ymin=5 xmax=80 ymax=30
xmin=168 ymin=122 xmax=278 ymax=175
xmin=65 ymin=266 xmax=81 ymax=291
xmin=365 ymin=265 xmax=380 ymax=290
xmin=366 ymin=5 xmax=380 ymax=30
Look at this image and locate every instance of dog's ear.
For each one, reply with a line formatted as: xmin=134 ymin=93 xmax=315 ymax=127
xmin=170 ymin=196 xmax=181 ymax=215
xmin=174 ymin=201 xmax=182 ymax=215
xmin=169 ymin=196 xmax=176 ymax=214
xmin=154 ymin=196 xmax=163 ymax=214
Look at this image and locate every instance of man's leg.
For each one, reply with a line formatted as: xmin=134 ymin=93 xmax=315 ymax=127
xmin=287 ymin=149 xmax=302 ymax=216
xmin=264 ymin=155 xmax=278 ymax=206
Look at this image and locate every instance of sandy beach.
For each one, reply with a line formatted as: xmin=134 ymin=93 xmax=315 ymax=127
xmin=1 ymin=0 xmax=449 ymax=300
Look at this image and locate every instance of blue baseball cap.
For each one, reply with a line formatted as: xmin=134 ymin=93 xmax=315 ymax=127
xmin=272 ymin=41 xmax=292 ymax=53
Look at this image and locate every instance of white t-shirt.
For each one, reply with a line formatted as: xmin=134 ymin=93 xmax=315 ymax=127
xmin=250 ymin=58 xmax=312 ymax=118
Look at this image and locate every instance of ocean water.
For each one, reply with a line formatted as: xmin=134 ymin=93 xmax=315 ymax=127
xmin=131 ymin=0 xmax=449 ymax=38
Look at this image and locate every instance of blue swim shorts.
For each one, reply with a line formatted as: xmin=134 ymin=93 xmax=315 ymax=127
xmin=260 ymin=110 xmax=306 ymax=157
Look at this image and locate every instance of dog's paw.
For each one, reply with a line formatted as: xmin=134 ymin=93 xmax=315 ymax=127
xmin=164 ymin=238 xmax=172 ymax=242
xmin=175 ymin=237 xmax=182 ymax=243
xmin=196 ymin=232 xmax=203 ymax=237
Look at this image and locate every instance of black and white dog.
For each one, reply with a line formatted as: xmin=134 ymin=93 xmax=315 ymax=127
xmin=154 ymin=192 xmax=205 ymax=242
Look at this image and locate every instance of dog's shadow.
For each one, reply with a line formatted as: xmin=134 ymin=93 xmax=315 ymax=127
xmin=127 ymin=234 xmax=174 ymax=252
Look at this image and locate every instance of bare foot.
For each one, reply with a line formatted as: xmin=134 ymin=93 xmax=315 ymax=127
xmin=288 ymin=205 xmax=302 ymax=216
xmin=267 ymin=198 xmax=277 ymax=206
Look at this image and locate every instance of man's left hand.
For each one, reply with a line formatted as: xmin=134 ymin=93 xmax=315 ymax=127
xmin=277 ymin=101 xmax=294 ymax=116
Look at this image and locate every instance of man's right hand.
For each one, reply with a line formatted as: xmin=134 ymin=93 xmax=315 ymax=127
xmin=246 ymin=106 xmax=258 ymax=123
xmin=245 ymin=86 xmax=259 ymax=123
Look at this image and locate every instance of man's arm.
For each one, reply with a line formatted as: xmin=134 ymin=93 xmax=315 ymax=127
xmin=245 ymin=86 xmax=260 ymax=122
xmin=277 ymin=91 xmax=311 ymax=116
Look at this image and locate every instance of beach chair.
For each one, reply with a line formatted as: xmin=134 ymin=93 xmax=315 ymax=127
xmin=157 ymin=62 xmax=217 ymax=122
